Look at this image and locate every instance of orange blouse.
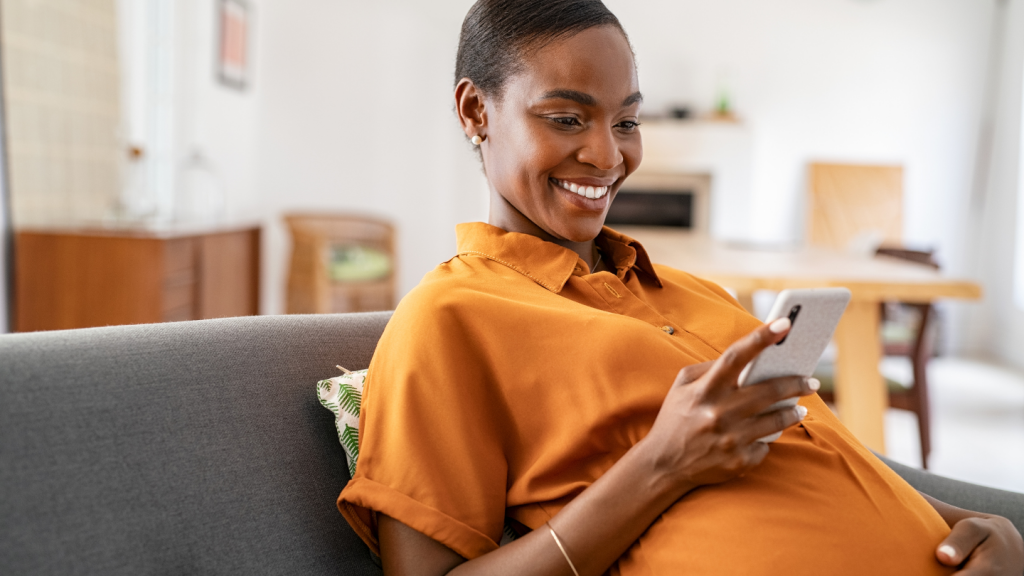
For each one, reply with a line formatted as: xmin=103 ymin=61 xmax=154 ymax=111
xmin=339 ymin=222 xmax=953 ymax=575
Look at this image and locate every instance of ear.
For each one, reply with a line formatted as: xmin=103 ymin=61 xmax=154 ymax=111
xmin=455 ymin=78 xmax=487 ymax=141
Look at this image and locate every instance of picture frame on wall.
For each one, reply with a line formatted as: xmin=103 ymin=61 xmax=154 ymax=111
xmin=217 ymin=0 xmax=249 ymax=90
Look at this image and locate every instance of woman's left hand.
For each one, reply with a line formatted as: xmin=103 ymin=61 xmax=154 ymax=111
xmin=936 ymin=515 xmax=1024 ymax=575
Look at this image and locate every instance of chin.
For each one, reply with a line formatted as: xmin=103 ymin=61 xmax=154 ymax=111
xmin=556 ymin=220 xmax=606 ymax=243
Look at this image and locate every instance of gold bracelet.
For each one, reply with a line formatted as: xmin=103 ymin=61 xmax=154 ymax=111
xmin=547 ymin=524 xmax=580 ymax=576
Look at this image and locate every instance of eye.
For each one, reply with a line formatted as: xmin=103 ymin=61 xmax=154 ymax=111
xmin=616 ymin=120 xmax=640 ymax=132
xmin=550 ymin=116 xmax=582 ymax=128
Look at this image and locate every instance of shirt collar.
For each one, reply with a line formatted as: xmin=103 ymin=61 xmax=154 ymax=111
xmin=455 ymin=222 xmax=663 ymax=293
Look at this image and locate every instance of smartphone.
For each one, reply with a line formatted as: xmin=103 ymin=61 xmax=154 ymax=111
xmin=737 ymin=288 xmax=851 ymax=442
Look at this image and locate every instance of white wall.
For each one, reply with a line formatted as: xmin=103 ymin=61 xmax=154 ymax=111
xmin=1017 ymin=99 xmax=1024 ymax=312
xmin=253 ymin=0 xmax=994 ymax=318
xmin=254 ymin=0 xmax=483 ymax=313
xmin=173 ymin=0 xmax=262 ymax=222
xmin=965 ymin=0 xmax=1024 ymax=369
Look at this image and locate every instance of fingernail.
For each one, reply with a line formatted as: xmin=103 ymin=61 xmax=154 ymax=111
xmin=938 ymin=545 xmax=957 ymax=561
xmin=769 ymin=317 xmax=791 ymax=333
xmin=796 ymin=405 xmax=808 ymax=420
xmin=808 ymin=378 xmax=821 ymax=391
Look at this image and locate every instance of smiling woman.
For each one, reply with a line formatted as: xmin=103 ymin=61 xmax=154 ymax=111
xmin=453 ymin=2 xmax=641 ymax=267
xmin=335 ymin=1 xmax=1024 ymax=575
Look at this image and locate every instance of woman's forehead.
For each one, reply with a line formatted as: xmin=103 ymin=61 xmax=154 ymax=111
xmin=511 ymin=26 xmax=639 ymax=106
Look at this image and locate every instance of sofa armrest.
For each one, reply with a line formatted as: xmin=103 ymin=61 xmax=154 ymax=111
xmin=878 ymin=454 xmax=1024 ymax=538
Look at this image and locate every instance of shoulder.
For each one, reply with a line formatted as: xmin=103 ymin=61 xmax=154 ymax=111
xmin=397 ymin=257 xmax=523 ymax=320
xmin=397 ymin=251 xmax=555 ymax=320
xmin=376 ymin=255 xmax=539 ymax=358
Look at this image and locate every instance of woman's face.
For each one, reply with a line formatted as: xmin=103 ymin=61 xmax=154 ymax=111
xmin=461 ymin=25 xmax=642 ymax=243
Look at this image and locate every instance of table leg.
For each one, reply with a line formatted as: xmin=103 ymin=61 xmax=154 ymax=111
xmin=833 ymin=300 xmax=887 ymax=453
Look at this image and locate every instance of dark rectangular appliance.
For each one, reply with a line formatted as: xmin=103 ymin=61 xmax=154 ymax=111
xmin=605 ymin=190 xmax=693 ymax=228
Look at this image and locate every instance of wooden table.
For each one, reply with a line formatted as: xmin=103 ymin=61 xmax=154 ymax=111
xmin=619 ymin=227 xmax=982 ymax=454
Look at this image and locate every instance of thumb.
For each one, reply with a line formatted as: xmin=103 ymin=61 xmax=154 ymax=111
xmin=937 ymin=518 xmax=989 ymax=566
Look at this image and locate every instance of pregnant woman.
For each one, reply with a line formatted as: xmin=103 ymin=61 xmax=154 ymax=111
xmin=338 ymin=1 xmax=1024 ymax=574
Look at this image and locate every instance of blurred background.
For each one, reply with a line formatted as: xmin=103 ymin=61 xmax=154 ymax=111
xmin=0 ymin=0 xmax=1022 ymax=489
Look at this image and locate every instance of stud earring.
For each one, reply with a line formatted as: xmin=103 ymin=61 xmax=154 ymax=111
xmin=471 ymin=135 xmax=483 ymax=146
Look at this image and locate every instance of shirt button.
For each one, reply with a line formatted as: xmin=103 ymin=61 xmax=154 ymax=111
xmin=661 ymin=325 xmax=675 ymax=335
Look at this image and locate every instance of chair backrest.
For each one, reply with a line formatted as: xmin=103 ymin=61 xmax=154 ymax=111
xmin=0 ymin=313 xmax=391 ymax=575
xmin=808 ymin=163 xmax=903 ymax=251
xmin=285 ymin=214 xmax=396 ymax=314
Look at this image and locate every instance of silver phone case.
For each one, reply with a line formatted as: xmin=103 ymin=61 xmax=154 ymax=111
xmin=737 ymin=287 xmax=851 ymax=441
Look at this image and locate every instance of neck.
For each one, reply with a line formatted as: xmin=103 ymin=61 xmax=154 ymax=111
xmin=487 ymin=186 xmax=598 ymax=271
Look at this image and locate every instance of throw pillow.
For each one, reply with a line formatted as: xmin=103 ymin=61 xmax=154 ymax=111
xmin=317 ymin=366 xmax=366 ymax=478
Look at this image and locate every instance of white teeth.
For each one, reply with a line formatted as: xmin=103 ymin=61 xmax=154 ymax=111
xmin=555 ymin=179 xmax=609 ymax=200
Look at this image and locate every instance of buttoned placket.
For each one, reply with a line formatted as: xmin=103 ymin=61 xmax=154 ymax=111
xmin=457 ymin=223 xmax=724 ymax=360
xmin=576 ymin=267 xmax=722 ymax=360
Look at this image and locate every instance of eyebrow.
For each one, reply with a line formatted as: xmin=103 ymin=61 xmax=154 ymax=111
xmin=622 ymin=91 xmax=644 ymax=106
xmin=540 ymin=89 xmax=644 ymax=108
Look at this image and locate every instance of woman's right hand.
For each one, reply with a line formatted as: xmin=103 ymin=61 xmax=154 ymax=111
xmin=640 ymin=317 xmax=820 ymax=495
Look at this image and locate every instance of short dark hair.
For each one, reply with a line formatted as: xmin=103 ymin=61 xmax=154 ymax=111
xmin=454 ymin=0 xmax=627 ymax=99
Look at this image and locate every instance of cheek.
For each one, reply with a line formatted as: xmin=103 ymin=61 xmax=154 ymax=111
xmin=622 ymin=137 xmax=643 ymax=176
xmin=495 ymin=123 xmax=566 ymax=187
xmin=522 ymin=138 xmax=567 ymax=183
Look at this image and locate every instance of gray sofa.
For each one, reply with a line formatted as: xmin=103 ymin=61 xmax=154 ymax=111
xmin=1 ymin=313 xmax=1022 ymax=575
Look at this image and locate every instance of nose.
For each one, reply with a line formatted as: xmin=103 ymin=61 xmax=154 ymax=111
xmin=577 ymin=126 xmax=623 ymax=171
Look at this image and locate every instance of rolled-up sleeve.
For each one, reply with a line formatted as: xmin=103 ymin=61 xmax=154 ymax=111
xmin=338 ymin=288 xmax=509 ymax=560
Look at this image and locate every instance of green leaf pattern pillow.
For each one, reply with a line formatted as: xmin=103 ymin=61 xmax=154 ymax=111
xmin=317 ymin=368 xmax=366 ymax=478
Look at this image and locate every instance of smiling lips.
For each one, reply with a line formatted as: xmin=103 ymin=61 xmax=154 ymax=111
xmin=553 ymin=178 xmax=610 ymax=200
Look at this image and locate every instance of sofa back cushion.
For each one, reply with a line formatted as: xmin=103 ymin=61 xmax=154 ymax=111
xmin=0 ymin=312 xmax=390 ymax=575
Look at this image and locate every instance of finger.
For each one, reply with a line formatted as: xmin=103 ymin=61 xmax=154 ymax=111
xmin=726 ymin=376 xmax=820 ymax=421
xmin=704 ymin=318 xmax=791 ymax=392
xmin=738 ymin=440 xmax=771 ymax=474
xmin=949 ymin=550 xmax=998 ymax=576
xmin=950 ymin=557 xmax=994 ymax=576
xmin=937 ymin=518 xmax=990 ymax=567
xmin=735 ymin=404 xmax=808 ymax=445
xmin=674 ymin=361 xmax=714 ymax=386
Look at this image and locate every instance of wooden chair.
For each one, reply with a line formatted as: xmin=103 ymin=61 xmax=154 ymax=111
xmin=808 ymin=163 xmax=936 ymax=467
xmin=816 ymin=248 xmax=939 ymax=467
xmin=808 ymin=163 xmax=903 ymax=252
xmin=284 ymin=214 xmax=396 ymax=314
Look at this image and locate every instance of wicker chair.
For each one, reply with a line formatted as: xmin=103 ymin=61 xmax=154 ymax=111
xmin=284 ymin=214 xmax=395 ymax=314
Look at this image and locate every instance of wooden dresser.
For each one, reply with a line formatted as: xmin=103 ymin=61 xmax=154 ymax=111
xmin=15 ymin=224 xmax=260 ymax=331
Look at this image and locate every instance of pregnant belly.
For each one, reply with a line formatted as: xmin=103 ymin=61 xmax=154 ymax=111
xmin=613 ymin=397 xmax=953 ymax=576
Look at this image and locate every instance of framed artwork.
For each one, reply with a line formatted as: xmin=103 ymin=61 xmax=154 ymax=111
xmin=217 ymin=0 xmax=249 ymax=89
